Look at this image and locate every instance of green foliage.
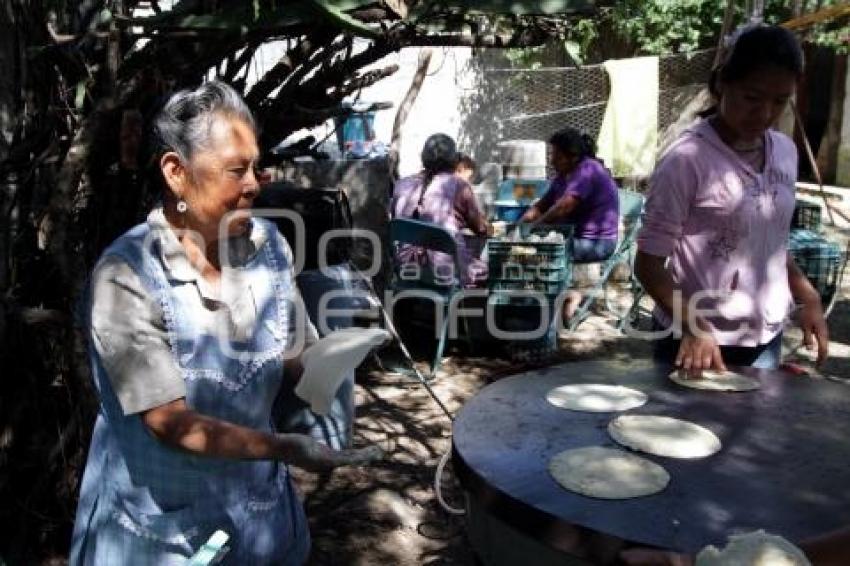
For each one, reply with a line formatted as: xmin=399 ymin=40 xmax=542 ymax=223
xmin=504 ymin=45 xmax=546 ymax=68
xmin=813 ymin=26 xmax=848 ymax=54
xmin=507 ymin=0 xmax=848 ymax=64
xmin=799 ymin=0 xmax=849 ymax=54
xmin=603 ymin=0 xmax=727 ymax=55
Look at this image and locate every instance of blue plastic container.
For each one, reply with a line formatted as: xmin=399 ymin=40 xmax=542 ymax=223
xmin=497 ymin=178 xmax=549 ymax=202
xmin=334 ymin=112 xmax=376 ymax=152
xmin=493 ymin=200 xmax=530 ymax=222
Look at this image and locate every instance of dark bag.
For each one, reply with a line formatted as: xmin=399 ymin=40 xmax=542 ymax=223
xmin=255 ymin=182 xmax=354 ymax=271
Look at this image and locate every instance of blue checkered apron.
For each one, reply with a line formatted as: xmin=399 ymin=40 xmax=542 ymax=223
xmin=70 ymin=219 xmax=309 ymax=565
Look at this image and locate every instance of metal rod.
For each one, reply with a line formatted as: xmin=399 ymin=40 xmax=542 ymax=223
xmin=351 ymin=267 xmax=455 ymax=422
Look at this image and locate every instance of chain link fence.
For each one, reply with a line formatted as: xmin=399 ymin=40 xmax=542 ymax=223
xmin=459 ymin=49 xmax=717 ymax=169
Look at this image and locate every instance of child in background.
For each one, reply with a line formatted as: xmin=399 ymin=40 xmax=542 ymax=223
xmin=456 ymin=153 xmax=477 ymax=184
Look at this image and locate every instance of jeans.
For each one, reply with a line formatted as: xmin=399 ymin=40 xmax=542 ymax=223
xmin=571 ymin=237 xmax=617 ymax=263
xmin=651 ymin=319 xmax=783 ymax=370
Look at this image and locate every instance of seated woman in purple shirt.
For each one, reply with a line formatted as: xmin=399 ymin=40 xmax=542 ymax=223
xmin=519 ymin=127 xmax=619 ymax=263
xmin=391 ymin=133 xmax=492 ymax=287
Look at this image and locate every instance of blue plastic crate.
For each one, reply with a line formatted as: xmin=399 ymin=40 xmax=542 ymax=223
xmin=788 ymin=229 xmax=842 ymax=305
xmin=492 ymin=302 xmax=559 ymax=362
xmin=488 ymin=239 xmax=570 ymax=303
xmin=791 ymin=200 xmax=822 ymax=232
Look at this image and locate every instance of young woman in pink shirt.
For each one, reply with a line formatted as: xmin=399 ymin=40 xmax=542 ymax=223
xmin=636 ymin=25 xmax=828 ymax=376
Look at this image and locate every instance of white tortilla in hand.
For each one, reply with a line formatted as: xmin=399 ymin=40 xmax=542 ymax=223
xmin=696 ymin=530 xmax=811 ymax=566
xmin=608 ymin=415 xmax=721 ymax=459
xmin=548 ymin=446 xmax=669 ymax=499
xmin=546 ymin=384 xmax=648 ymax=413
xmin=669 ymin=368 xmax=760 ymax=392
xmin=295 ymin=328 xmax=390 ymax=415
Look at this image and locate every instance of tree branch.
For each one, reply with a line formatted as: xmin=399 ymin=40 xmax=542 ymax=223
xmin=245 ymin=29 xmax=337 ymax=106
xmin=389 ymin=49 xmax=432 ymax=181
xmin=332 ymin=64 xmax=399 ymax=98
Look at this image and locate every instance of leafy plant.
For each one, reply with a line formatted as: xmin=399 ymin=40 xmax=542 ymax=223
xmin=507 ymin=0 xmax=848 ymax=64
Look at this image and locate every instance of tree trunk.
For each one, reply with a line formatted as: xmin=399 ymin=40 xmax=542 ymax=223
xmin=0 ymin=1 xmax=19 ymax=166
xmin=816 ymin=54 xmax=847 ymax=184
xmin=388 ymin=49 xmax=432 ymax=181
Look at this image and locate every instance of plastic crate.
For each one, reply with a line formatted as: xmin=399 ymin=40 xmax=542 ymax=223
xmin=492 ymin=302 xmax=559 ymax=362
xmin=791 ymin=200 xmax=822 ymax=232
xmin=506 ymin=330 xmax=558 ymax=363
xmin=788 ymin=229 xmax=842 ymax=305
xmin=487 ymin=239 xmax=570 ymax=302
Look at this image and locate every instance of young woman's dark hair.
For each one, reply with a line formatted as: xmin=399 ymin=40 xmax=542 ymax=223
xmin=701 ymin=24 xmax=803 ymax=115
xmin=548 ymin=127 xmax=597 ymax=160
xmin=421 ymin=133 xmax=458 ymax=173
xmin=413 ymin=133 xmax=459 ymax=219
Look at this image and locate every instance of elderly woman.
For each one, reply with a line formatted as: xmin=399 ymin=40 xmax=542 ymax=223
xmin=391 ymin=133 xmax=492 ymax=287
xmin=70 ymin=81 xmax=379 ymax=564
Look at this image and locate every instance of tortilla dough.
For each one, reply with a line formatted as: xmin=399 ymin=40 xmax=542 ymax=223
xmin=608 ymin=415 xmax=721 ymax=459
xmin=669 ymin=368 xmax=760 ymax=392
xmin=696 ymin=530 xmax=811 ymax=566
xmin=546 ymin=384 xmax=648 ymax=413
xmin=548 ymin=446 xmax=669 ymax=499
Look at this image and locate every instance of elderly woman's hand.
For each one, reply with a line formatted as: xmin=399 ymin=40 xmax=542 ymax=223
xmin=281 ymin=433 xmax=384 ymax=472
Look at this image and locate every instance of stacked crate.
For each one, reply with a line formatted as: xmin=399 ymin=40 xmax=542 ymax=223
xmin=791 ymin=200 xmax=822 ymax=232
xmin=788 ymin=229 xmax=843 ymax=308
xmin=487 ymin=237 xmax=571 ymax=361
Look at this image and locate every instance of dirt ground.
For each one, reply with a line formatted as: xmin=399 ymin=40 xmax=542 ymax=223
xmin=295 ymin=246 xmax=850 ymax=566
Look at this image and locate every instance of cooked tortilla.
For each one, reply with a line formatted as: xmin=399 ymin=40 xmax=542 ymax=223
xmin=548 ymin=446 xmax=669 ymax=499
xmin=546 ymin=384 xmax=648 ymax=413
xmin=608 ymin=415 xmax=721 ymax=459
xmin=669 ymin=368 xmax=760 ymax=391
xmin=696 ymin=530 xmax=811 ymax=566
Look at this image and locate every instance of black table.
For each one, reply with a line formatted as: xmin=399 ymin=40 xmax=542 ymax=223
xmin=452 ymin=359 xmax=850 ymax=558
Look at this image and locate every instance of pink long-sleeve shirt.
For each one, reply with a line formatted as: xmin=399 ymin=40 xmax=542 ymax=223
xmin=638 ymin=118 xmax=797 ymax=346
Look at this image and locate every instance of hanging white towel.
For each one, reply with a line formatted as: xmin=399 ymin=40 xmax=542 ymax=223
xmin=596 ymin=56 xmax=659 ymax=177
xmin=295 ymin=327 xmax=390 ymax=415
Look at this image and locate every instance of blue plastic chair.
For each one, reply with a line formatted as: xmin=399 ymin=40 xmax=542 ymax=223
xmin=567 ymin=188 xmax=646 ymax=331
xmin=388 ymin=218 xmax=465 ymax=378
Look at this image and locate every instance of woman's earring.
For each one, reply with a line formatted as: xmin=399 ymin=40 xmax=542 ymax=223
xmin=177 ymin=199 xmax=188 ymax=213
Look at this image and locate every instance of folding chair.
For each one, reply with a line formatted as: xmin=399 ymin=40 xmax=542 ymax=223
xmin=387 ymin=218 xmax=466 ymax=378
xmin=567 ymin=188 xmax=646 ymax=331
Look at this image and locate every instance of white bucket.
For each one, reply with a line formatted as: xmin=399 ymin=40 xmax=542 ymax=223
xmin=496 ymin=140 xmax=548 ymax=180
